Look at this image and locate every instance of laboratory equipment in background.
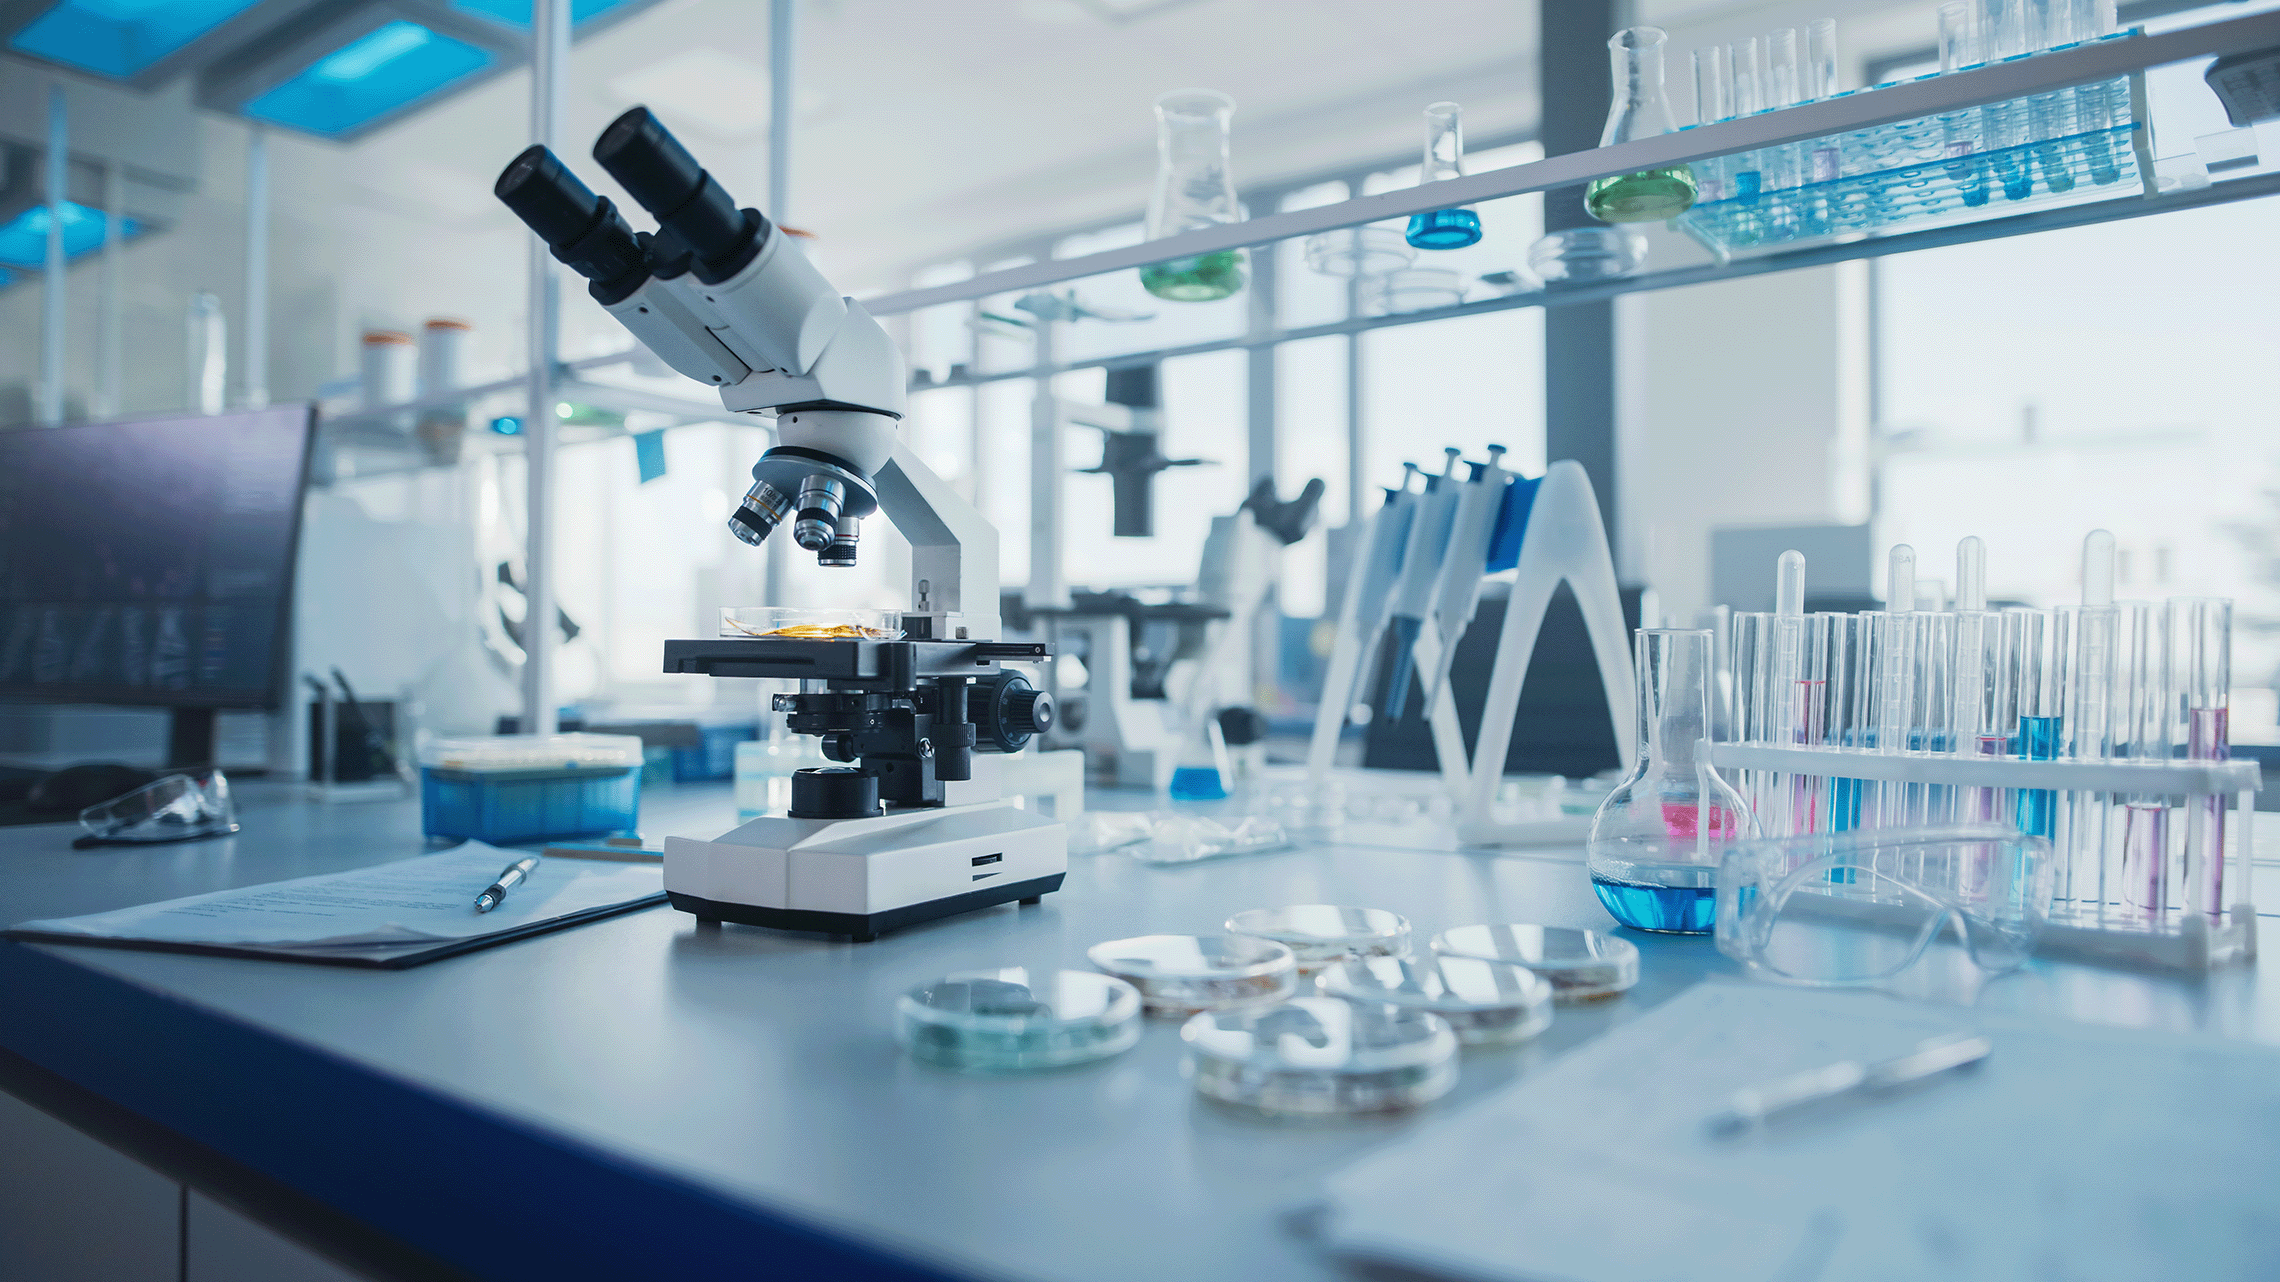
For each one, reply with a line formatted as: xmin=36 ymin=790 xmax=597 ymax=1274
xmin=1140 ymin=89 xmax=1245 ymax=302
xmin=1524 ymin=225 xmax=1646 ymax=282
xmin=1675 ymin=7 xmax=2148 ymax=257
xmin=1586 ymin=26 xmax=1699 ymax=224
xmin=1707 ymin=533 xmax=2257 ymax=971
xmin=415 ymin=317 xmax=472 ymax=464
xmin=419 ymin=734 xmax=643 ymax=845
xmin=1585 ymin=629 xmax=1753 ymax=935
xmin=359 ymin=328 xmax=415 ymax=431
xmin=185 ymin=293 xmax=226 ymax=416
xmin=1406 ymin=102 xmax=1483 ymax=249
xmin=1305 ymin=224 xmax=1416 ymax=279
xmin=1072 ymin=364 xmax=1206 ymax=538
xmin=0 ymin=406 xmax=315 ymax=771
xmin=496 ymin=108 xmax=1067 ymax=941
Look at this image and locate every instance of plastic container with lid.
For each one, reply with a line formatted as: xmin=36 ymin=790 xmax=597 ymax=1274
xmin=1086 ymin=933 xmax=1298 ymax=1016
xmin=1224 ymin=905 xmax=1410 ymax=973
xmin=1318 ymin=956 xmax=1554 ymax=1045
xmin=1182 ymin=997 xmax=1459 ymax=1116
xmin=1430 ymin=924 xmax=1639 ymax=1003
xmin=418 ymin=733 xmax=643 ymax=844
xmin=896 ymin=969 xmax=1143 ymax=1074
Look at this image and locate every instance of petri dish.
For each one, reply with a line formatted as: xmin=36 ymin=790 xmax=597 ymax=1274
xmin=1430 ymin=924 xmax=1640 ymax=1002
xmin=896 ymin=969 xmax=1142 ymax=1073
xmin=1182 ymin=997 xmax=1458 ymax=1117
xmin=1224 ymin=905 xmax=1410 ymax=973
xmin=1317 ymin=956 xmax=1553 ymax=1046
xmin=720 ymin=606 xmax=903 ymax=639
xmin=1086 ymin=934 xmax=1298 ymax=1017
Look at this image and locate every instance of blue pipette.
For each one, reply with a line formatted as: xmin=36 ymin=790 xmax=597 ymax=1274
xmin=1380 ymin=449 xmax=1465 ymax=720
xmin=1419 ymin=445 xmax=1513 ymax=706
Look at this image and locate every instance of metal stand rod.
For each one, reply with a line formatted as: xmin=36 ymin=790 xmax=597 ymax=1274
xmin=98 ymin=159 xmax=122 ymax=419
xmin=243 ymin=123 xmax=269 ymax=409
xmin=521 ymin=0 xmax=569 ymax=737
xmin=41 ymin=85 xmax=66 ymax=427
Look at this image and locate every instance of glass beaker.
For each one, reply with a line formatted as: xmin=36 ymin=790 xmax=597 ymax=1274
xmin=1587 ymin=28 xmax=1700 ymax=224
xmin=1141 ymin=89 xmax=1246 ymax=302
xmin=1406 ymin=102 xmax=1482 ymax=249
xmin=1587 ymin=629 xmax=1752 ymax=934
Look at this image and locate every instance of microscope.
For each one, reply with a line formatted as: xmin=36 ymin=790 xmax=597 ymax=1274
xmin=496 ymin=108 xmax=1065 ymax=941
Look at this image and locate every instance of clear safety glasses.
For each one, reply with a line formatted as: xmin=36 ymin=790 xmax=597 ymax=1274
xmin=76 ymin=770 xmax=239 ymax=849
xmin=1715 ymin=826 xmax=2055 ymax=987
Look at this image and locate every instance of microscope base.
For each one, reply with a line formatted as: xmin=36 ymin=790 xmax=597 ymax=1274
xmin=668 ymin=874 xmax=1063 ymax=943
xmin=661 ymin=799 xmax=1068 ymax=942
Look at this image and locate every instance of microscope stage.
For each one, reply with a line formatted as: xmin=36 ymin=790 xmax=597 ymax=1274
xmin=663 ymin=636 xmax=1045 ymax=683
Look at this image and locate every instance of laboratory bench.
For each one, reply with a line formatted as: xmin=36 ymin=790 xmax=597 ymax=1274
xmin=2 ymin=779 xmax=2276 ymax=1282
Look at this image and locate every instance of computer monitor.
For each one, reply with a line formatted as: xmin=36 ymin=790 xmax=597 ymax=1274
xmin=0 ymin=406 xmax=315 ymax=765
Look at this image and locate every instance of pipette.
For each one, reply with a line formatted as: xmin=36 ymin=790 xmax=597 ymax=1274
xmin=1381 ymin=449 xmax=1465 ymax=720
xmin=1305 ymin=469 xmax=1423 ymax=783
xmin=1418 ymin=446 xmax=1513 ymax=706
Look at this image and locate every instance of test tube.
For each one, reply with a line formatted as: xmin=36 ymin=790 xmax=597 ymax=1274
xmin=1978 ymin=0 xmax=2034 ymax=199
xmin=1849 ymin=609 xmax=1891 ymax=828
xmin=1939 ymin=4 xmax=1992 ymax=208
xmin=1729 ymin=36 xmax=1766 ymax=208
xmin=2070 ymin=532 xmax=2119 ymax=909
xmin=2069 ymin=0 xmax=2124 ymax=184
xmin=1804 ymin=20 xmax=1843 ymax=190
xmin=1794 ymin=612 xmax=1843 ymax=835
xmin=2025 ymin=0 xmax=2079 ymax=192
xmin=2173 ymin=597 xmax=2232 ymax=917
xmin=1730 ymin=610 xmax=1774 ymax=822
xmin=1772 ymin=551 xmax=1808 ymax=835
xmin=1822 ymin=612 xmax=1865 ymax=832
xmin=2117 ymin=600 xmax=2171 ymax=912
xmin=1875 ymin=550 xmax=1920 ymax=826
xmin=1692 ymin=45 xmax=1733 ymax=202
xmin=2015 ymin=608 xmax=2074 ymax=892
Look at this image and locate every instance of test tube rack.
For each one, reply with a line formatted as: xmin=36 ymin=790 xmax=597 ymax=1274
xmin=1710 ymin=739 xmax=2259 ymax=972
xmin=1678 ymin=36 xmax=2152 ymax=255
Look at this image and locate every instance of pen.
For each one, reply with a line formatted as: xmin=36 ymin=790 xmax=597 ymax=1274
xmin=1708 ymin=1031 xmax=1991 ymax=1135
xmin=474 ymin=855 xmax=541 ymax=913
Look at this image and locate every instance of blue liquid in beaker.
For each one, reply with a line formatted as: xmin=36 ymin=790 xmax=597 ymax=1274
xmin=1167 ymin=767 xmax=1228 ymax=802
xmin=2016 ymin=714 xmax=2062 ymax=838
xmin=1406 ymin=208 xmax=1482 ymax=250
xmin=1592 ymin=875 xmax=1717 ymax=934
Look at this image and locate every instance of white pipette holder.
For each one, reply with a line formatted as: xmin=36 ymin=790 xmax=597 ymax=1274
xmin=1449 ymin=461 xmax=1635 ymax=847
xmin=1710 ymin=742 xmax=2260 ymax=972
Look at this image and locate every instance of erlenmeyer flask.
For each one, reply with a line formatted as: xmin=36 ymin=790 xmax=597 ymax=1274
xmin=1141 ymin=89 xmax=1246 ymax=302
xmin=1406 ymin=102 xmax=1482 ymax=249
xmin=1586 ymin=27 xmax=1699 ymax=224
xmin=1587 ymin=629 xmax=1754 ymax=934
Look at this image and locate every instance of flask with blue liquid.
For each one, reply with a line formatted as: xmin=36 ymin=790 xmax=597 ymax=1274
xmin=1587 ymin=628 xmax=1754 ymax=933
xmin=1406 ymin=102 xmax=1482 ymax=250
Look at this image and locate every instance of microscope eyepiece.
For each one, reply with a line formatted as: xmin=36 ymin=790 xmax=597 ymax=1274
xmin=494 ymin=144 xmax=648 ymax=305
xmin=593 ymin=106 xmax=769 ymax=285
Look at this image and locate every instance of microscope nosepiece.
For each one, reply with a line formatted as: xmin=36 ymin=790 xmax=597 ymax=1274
xmin=727 ymin=480 xmax=792 ymax=546
xmin=791 ymin=475 xmax=847 ymax=553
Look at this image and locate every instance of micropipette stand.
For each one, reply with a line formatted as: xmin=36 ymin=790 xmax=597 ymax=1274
xmin=1453 ymin=460 xmax=1637 ymax=848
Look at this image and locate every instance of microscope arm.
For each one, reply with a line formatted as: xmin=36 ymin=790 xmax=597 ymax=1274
xmin=876 ymin=442 xmax=1001 ymax=640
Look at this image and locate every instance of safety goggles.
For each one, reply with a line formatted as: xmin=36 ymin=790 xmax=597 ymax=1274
xmin=1715 ymin=826 xmax=2055 ymax=987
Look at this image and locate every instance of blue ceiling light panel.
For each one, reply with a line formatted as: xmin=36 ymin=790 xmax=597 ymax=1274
xmin=0 ymin=202 xmax=143 ymax=268
xmin=242 ymin=20 xmax=492 ymax=138
xmin=450 ymin=0 xmax=638 ymax=28
xmin=8 ymin=0 xmax=263 ymax=79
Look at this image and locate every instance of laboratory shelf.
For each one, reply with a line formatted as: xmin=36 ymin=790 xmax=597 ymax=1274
xmin=857 ymin=7 xmax=2280 ymax=319
xmin=896 ymin=168 xmax=2280 ymax=393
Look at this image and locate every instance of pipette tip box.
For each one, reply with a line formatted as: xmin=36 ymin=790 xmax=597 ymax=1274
xmin=418 ymin=734 xmax=644 ymax=844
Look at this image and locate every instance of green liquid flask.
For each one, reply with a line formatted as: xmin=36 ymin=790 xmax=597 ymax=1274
xmin=1586 ymin=26 xmax=1698 ymax=225
xmin=1141 ymin=90 xmax=1246 ymax=303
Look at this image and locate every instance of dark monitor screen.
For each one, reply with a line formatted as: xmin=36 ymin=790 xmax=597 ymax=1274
xmin=0 ymin=406 xmax=314 ymax=709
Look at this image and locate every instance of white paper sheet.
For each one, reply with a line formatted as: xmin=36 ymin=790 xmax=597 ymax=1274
xmin=1315 ymin=981 xmax=2280 ymax=1282
xmin=11 ymin=842 xmax=663 ymax=950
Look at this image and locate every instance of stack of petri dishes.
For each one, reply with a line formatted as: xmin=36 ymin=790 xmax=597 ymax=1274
xmin=1182 ymin=997 xmax=1458 ymax=1116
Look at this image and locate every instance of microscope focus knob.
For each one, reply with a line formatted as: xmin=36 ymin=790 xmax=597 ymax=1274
xmin=972 ymin=672 xmax=1052 ymax=752
xmin=1005 ymin=688 xmax=1052 ymax=737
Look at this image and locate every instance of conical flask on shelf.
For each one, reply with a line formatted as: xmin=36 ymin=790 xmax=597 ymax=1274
xmin=1407 ymin=102 xmax=1483 ymax=250
xmin=1141 ymin=89 xmax=1246 ymax=302
xmin=1586 ymin=628 xmax=1753 ymax=933
xmin=1586 ymin=26 xmax=1699 ymax=224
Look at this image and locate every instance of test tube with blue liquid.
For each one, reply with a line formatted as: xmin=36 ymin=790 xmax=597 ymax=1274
xmin=1728 ymin=35 xmax=1766 ymax=215
xmin=2073 ymin=0 xmax=2123 ymax=184
xmin=2012 ymin=606 xmax=2072 ymax=856
xmin=1938 ymin=4 xmax=1992 ymax=208
xmin=1979 ymin=0 xmax=2036 ymax=200
xmin=2026 ymin=0 xmax=2079 ymax=194
xmin=1406 ymin=103 xmax=1482 ymax=250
